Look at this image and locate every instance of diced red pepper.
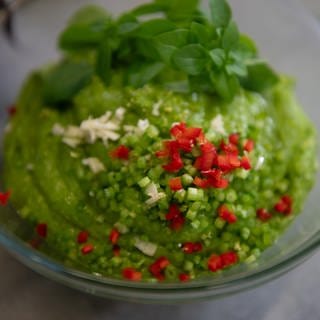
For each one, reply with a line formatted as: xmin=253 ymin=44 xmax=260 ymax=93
xmin=183 ymin=127 xmax=202 ymax=141
xmin=155 ymin=150 xmax=169 ymax=158
xmin=122 ymin=267 xmax=142 ymax=281
xmin=36 ymin=223 xmax=48 ymax=238
xmin=208 ymin=254 xmax=223 ymax=272
xmin=220 ymin=140 xmax=239 ymax=155
xmin=182 ymin=242 xmax=203 ymax=254
xmin=109 ymin=228 xmax=120 ymax=244
xmin=202 ymin=169 xmax=229 ymax=189
xmin=166 ymin=204 xmax=181 ymax=220
xmin=149 ymin=256 xmax=170 ymax=281
xmin=170 ymin=122 xmax=186 ymax=138
xmin=217 ymin=154 xmax=232 ymax=172
xmin=177 ymin=138 xmax=193 ymax=153
xmin=0 ymin=190 xmax=10 ymax=206
xmin=182 ymin=242 xmax=194 ymax=254
xmin=179 ymin=273 xmax=191 ymax=282
xmin=170 ymin=215 xmax=185 ymax=231
xmin=162 ymin=152 xmax=184 ymax=172
xmin=274 ymin=195 xmax=293 ymax=215
xmin=113 ymin=244 xmax=121 ymax=256
xmin=77 ymin=230 xmax=89 ymax=244
xmin=81 ymin=244 xmax=94 ymax=255
xmin=228 ymin=154 xmax=241 ymax=168
xmin=256 ymin=208 xmax=272 ymax=222
xmin=7 ymin=105 xmax=17 ymax=117
xmin=220 ymin=251 xmax=238 ymax=268
xmin=110 ymin=145 xmax=130 ymax=160
xmin=218 ymin=205 xmax=237 ymax=224
xmin=193 ymin=176 xmax=210 ymax=189
xmin=241 ymin=156 xmax=251 ymax=170
xmin=169 ymin=177 xmax=183 ymax=191
xmin=229 ymin=133 xmax=240 ymax=145
xmin=244 ymin=139 xmax=254 ymax=152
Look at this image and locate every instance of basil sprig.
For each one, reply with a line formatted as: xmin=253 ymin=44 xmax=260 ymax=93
xmin=44 ymin=0 xmax=279 ymax=105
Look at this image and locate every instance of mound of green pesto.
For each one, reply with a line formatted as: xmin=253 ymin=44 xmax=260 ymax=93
xmin=3 ymin=71 xmax=317 ymax=282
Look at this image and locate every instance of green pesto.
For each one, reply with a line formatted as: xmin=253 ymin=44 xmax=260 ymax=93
xmin=3 ymin=72 xmax=317 ymax=281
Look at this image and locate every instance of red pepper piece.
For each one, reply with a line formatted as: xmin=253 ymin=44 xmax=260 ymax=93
xmin=241 ymin=156 xmax=251 ymax=170
xmin=149 ymin=256 xmax=170 ymax=281
xmin=183 ymin=127 xmax=202 ymax=141
xmin=122 ymin=267 xmax=142 ymax=281
xmin=155 ymin=150 xmax=169 ymax=158
xmin=36 ymin=223 xmax=48 ymax=238
xmin=110 ymin=145 xmax=130 ymax=160
xmin=163 ymin=152 xmax=184 ymax=172
xmin=221 ymin=251 xmax=238 ymax=268
xmin=77 ymin=230 xmax=89 ymax=244
xmin=169 ymin=177 xmax=183 ymax=191
xmin=170 ymin=215 xmax=185 ymax=231
xmin=220 ymin=140 xmax=239 ymax=155
xmin=218 ymin=205 xmax=237 ymax=224
xmin=229 ymin=133 xmax=240 ymax=145
xmin=179 ymin=273 xmax=191 ymax=282
xmin=7 ymin=105 xmax=17 ymax=117
xmin=208 ymin=254 xmax=223 ymax=272
xmin=202 ymin=169 xmax=229 ymax=189
xmin=256 ymin=208 xmax=272 ymax=222
xmin=113 ymin=244 xmax=121 ymax=257
xmin=166 ymin=204 xmax=181 ymax=220
xmin=81 ymin=244 xmax=94 ymax=255
xmin=177 ymin=138 xmax=193 ymax=152
xmin=217 ymin=154 xmax=232 ymax=172
xmin=193 ymin=176 xmax=210 ymax=189
xmin=0 ymin=190 xmax=10 ymax=206
xmin=170 ymin=122 xmax=186 ymax=138
xmin=274 ymin=195 xmax=293 ymax=215
xmin=244 ymin=139 xmax=255 ymax=152
xmin=109 ymin=228 xmax=120 ymax=244
xmin=228 ymin=154 xmax=241 ymax=169
xmin=182 ymin=242 xmax=195 ymax=254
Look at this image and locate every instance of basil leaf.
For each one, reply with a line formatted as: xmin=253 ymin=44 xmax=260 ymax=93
xmin=209 ymin=48 xmax=225 ymax=68
xmin=59 ymin=6 xmax=112 ymax=50
xmin=67 ymin=5 xmax=111 ymax=25
xmin=134 ymin=19 xmax=176 ymax=38
xmin=166 ymin=0 xmax=200 ymax=22
xmin=210 ymin=70 xmax=239 ymax=101
xmin=190 ymin=22 xmax=212 ymax=47
xmin=189 ymin=74 xmax=215 ymax=93
xmin=209 ymin=0 xmax=232 ymax=28
xmin=236 ymin=34 xmax=258 ymax=59
xmin=242 ymin=60 xmax=279 ymax=92
xmin=96 ymin=41 xmax=112 ymax=86
xmin=127 ymin=62 xmax=165 ymax=87
xmin=173 ymin=44 xmax=209 ymax=75
xmin=226 ymin=61 xmax=247 ymax=78
xmin=43 ymin=62 xmax=93 ymax=105
xmin=117 ymin=14 xmax=139 ymax=35
xmin=131 ymin=3 xmax=165 ymax=16
xmin=222 ymin=21 xmax=239 ymax=50
xmin=136 ymin=39 xmax=161 ymax=60
xmin=154 ymin=29 xmax=190 ymax=64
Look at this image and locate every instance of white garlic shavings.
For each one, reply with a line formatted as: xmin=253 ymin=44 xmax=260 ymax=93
xmin=82 ymin=157 xmax=106 ymax=174
xmin=134 ymin=238 xmax=158 ymax=257
xmin=210 ymin=114 xmax=226 ymax=135
xmin=145 ymin=183 xmax=166 ymax=206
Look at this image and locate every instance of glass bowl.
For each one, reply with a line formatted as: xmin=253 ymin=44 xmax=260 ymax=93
xmin=0 ymin=0 xmax=320 ymax=303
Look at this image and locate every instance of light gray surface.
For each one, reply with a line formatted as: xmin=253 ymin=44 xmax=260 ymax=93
xmin=1 ymin=0 xmax=320 ymax=318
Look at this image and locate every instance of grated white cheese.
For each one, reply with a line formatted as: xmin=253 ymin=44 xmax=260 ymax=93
xmin=123 ymin=119 xmax=150 ymax=136
xmin=82 ymin=157 xmax=106 ymax=174
xmin=145 ymin=183 xmax=166 ymax=206
xmin=134 ymin=238 xmax=158 ymax=256
xmin=152 ymin=100 xmax=163 ymax=116
xmin=52 ymin=123 xmax=65 ymax=136
xmin=255 ymin=156 xmax=265 ymax=170
xmin=52 ymin=108 xmax=125 ymax=149
xmin=210 ymin=114 xmax=226 ymax=135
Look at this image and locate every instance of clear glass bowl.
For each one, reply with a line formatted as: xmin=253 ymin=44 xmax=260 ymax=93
xmin=0 ymin=0 xmax=320 ymax=303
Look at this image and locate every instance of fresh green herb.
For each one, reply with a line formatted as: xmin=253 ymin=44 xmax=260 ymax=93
xmin=44 ymin=0 xmax=279 ymax=106
xmin=43 ymin=61 xmax=93 ymax=105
